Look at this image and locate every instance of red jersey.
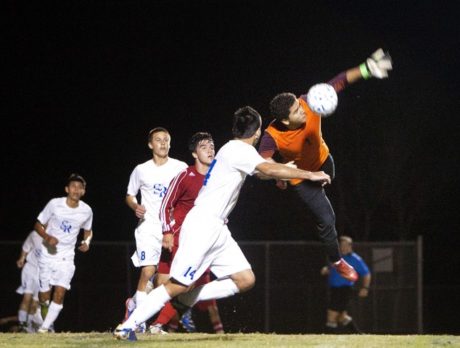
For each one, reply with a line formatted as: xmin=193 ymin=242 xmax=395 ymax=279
xmin=159 ymin=166 xmax=205 ymax=235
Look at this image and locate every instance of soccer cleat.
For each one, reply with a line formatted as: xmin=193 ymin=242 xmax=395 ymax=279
xmin=37 ymin=327 xmax=51 ymax=334
xmin=333 ymin=258 xmax=358 ymax=282
xmin=113 ymin=324 xmax=137 ymax=341
xmin=149 ymin=323 xmax=168 ymax=335
xmin=123 ymin=297 xmax=135 ymax=322
xmin=135 ymin=322 xmax=146 ymax=333
xmin=180 ymin=309 xmax=196 ymax=333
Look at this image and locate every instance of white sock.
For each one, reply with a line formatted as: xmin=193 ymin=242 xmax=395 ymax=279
xmin=178 ymin=278 xmax=239 ymax=307
xmin=33 ymin=307 xmax=43 ymax=326
xmin=41 ymin=302 xmax=63 ymax=330
xmin=135 ymin=290 xmax=147 ymax=308
xmin=18 ymin=309 xmax=28 ymax=323
xmin=122 ymin=285 xmax=171 ymax=330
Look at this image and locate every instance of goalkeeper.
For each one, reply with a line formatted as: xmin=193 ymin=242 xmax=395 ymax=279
xmin=258 ymin=49 xmax=392 ymax=280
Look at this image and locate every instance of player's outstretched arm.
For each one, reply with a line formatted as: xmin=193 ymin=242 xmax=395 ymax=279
xmin=327 ymin=48 xmax=393 ymax=93
xmin=256 ymin=161 xmax=331 ymax=185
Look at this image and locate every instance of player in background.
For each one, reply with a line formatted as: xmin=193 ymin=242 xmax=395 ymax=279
xmin=114 ymin=106 xmax=331 ymax=340
xmin=258 ymin=49 xmax=392 ymax=280
xmin=34 ymin=174 xmax=93 ymax=333
xmin=149 ymin=132 xmax=224 ymax=334
xmin=15 ymin=230 xmax=44 ymax=332
xmin=320 ymin=236 xmax=371 ymax=333
xmin=124 ymin=127 xmax=187 ymax=331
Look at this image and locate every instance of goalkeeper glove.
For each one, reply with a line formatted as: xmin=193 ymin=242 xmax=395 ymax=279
xmin=360 ymin=48 xmax=393 ymax=79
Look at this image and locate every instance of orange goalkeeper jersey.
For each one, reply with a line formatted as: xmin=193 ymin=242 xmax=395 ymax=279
xmin=265 ymin=98 xmax=330 ymax=185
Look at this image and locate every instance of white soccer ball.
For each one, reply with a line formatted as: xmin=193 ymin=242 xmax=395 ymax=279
xmin=306 ymin=83 xmax=338 ymax=117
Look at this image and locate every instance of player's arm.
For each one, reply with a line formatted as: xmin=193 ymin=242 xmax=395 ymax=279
xmin=78 ymin=229 xmax=93 ymax=252
xmin=316 ymin=48 xmax=393 ymax=94
xmin=160 ymin=171 xmax=187 ymax=251
xmin=126 ymin=194 xmax=146 ymax=219
xmin=34 ymin=220 xmax=58 ymax=247
xmin=256 ymin=161 xmax=331 ymax=185
xmin=16 ymin=249 xmax=27 ymax=268
xmin=358 ymin=273 xmax=372 ymax=298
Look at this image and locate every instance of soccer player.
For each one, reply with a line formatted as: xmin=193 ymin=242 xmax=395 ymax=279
xmin=149 ymin=131 xmax=223 ymax=334
xmin=15 ymin=230 xmax=43 ymax=332
xmin=114 ymin=106 xmax=331 ymax=340
xmin=124 ymin=127 xmax=187 ymax=329
xmin=258 ymin=49 xmax=392 ymax=280
xmin=320 ymin=236 xmax=371 ymax=333
xmin=34 ymin=174 xmax=93 ymax=333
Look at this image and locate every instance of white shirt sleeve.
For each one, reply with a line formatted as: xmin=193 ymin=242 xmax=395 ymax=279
xmin=232 ymin=143 xmax=266 ymax=176
xmin=37 ymin=199 xmax=55 ymax=226
xmin=127 ymin=166 xmax=140 ymax=196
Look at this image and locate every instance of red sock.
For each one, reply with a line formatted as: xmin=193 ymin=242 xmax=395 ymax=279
xmin=154 ymin=301 xmax=177 ymax=325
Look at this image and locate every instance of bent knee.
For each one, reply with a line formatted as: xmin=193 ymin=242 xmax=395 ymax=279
xmin=233 ymin=270 xmax=256 ymax=292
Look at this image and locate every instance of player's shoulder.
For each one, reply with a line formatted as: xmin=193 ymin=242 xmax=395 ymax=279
xmin=78 ymin=200 xmax=93 ymax=213
xmin=167 ymin=157 xmax=187 ymax=168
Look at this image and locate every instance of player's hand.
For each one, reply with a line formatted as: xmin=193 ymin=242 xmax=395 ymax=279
xmin=16 ymin=258 xmax=25 ymax=268
xmin=162 ymin=233 xmax=174 ymax=252
xmin=275 ymin=179 xmax=288 ymax=190
xmin=363 ymin=48 xmax=393 ymax=79
xmin=310 ymin=171 xmax=331 ymax=186
xmin=135 ymin=204 xmax=146 ymax=219
xmin=358 ymin=288 xmax=369 ymax=298
xmin=78 ymin=241 xmax=90 ymax=252
xmin=45 ymin=234 xmax=59 ymax=247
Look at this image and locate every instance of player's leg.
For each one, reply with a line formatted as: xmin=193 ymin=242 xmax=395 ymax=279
xmin=39 ymin=260 xmax=75 ymax=333
xmin=132 ymin=220 xmax=162 ymax=312
xmin=175 ymin=225 xmax=254 ymax=308
xmin=18 ymin=293 xmax=33 ymax=332
xmin=205 ymin=301 xmax=224 ymax=333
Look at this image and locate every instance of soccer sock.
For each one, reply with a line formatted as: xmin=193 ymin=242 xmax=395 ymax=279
xmin=213 ymin=320 xmax=224 ymax=333
xmin=154 ymin=301 xmax=177 ymax=326
xmin=41 ymin=302 xmax=63 ymax=330
xmin=40 ymin=300 xmax=50 ymax=320
xmin=18 ymin=309 xmax=28 ymax=324
xmin=178 ymin=278 xmax=239 ymax=307
xmin=33 ymin=307 xmax=44 ymax=326
xmin=135 ymin=290 xmax=147 ymax=308
xmin=122 ymin=285 xmax=171 ymax=330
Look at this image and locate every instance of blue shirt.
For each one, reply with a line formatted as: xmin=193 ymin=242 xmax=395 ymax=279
xmin=328 ymin=252 xmax=370 ymax=288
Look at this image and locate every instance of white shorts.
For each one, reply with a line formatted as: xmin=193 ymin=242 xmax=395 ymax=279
xmin=16 ymin=262 xmax=40 ymax=300
xmin=39 ymin=256 xmax=76 ymax=291
xmin=131 ymin=219 xmax=162 ymax=267
xmin=170 ymin=209 xmax=251 ymax=286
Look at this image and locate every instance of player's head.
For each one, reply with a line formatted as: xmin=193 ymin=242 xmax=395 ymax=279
xmin=270 ymin=92 xmax=306 ymax=126
xmin=148 ymin=127 xmax=171 ymax=158
xmin=339 ymin=236 xmax=353 ymax=255
xmin=65 ymin=173 xmax=86 ymax=200
xmin=232 ymin=106 xmax=262 ymax=144
xmin=189 ymin=132 xmax=215 ymax=165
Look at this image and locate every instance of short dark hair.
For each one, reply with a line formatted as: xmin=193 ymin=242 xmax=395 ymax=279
xmin=188 ymin=132 xmax=214 ymax=153
xmin=232 ymin=106 xmax=262 ymax=139
xmin=67 ymin=173 xmax=86 ymax=187
xmin=148 ymin=127 xmax=170 ymax=142
xmin=269 ymin=92 xmax=297 ymax=121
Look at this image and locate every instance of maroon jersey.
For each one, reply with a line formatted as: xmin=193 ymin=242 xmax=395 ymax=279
xmin=159 ymin=166 xmax=205 ymax=235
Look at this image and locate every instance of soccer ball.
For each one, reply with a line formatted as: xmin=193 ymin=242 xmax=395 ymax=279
xmin=306 ymin=83 xmax=338 ymax=117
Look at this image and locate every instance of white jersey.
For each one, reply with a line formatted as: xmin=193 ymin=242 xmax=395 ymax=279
xmin=194 ymin=140 xmax=266 ymax=220
xmin=21 ymin=230 xmax=43 ymax=267
xmin=127 ymin=157 xmax=187 ymax=223
xmin=37 ymin=197 xmax=93 ymax=259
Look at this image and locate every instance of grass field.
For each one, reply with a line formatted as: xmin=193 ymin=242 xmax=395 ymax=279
xmin=0 ymin=333 xmax=458 ymax=348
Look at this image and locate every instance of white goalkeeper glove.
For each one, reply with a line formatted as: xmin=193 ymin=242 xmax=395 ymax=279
xmin=360 ymin=48 xmax=393 ymax=79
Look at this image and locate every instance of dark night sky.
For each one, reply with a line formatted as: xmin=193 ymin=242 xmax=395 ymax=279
xmin=2 ymin=0 xmax=460 ymax=331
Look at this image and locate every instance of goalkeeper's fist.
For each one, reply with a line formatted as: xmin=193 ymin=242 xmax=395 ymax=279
xmin=360 ymin=48 xmax=393 ymax=79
